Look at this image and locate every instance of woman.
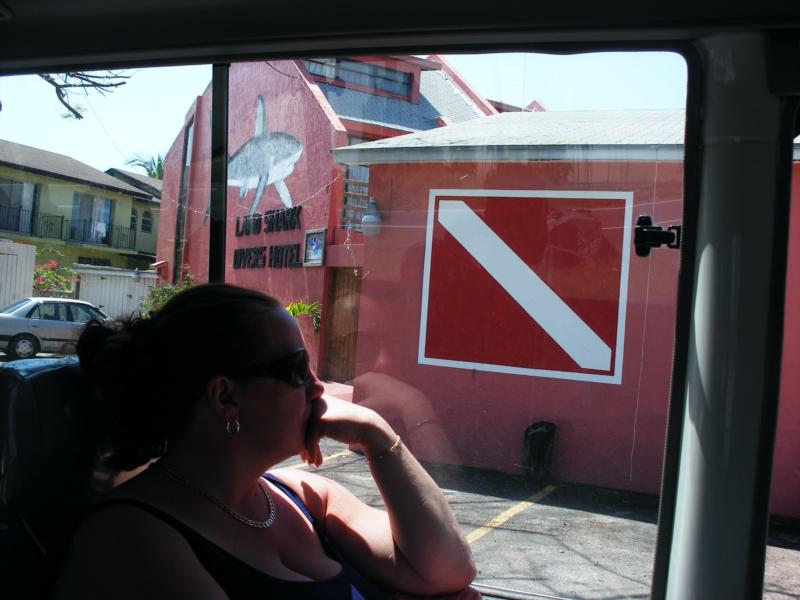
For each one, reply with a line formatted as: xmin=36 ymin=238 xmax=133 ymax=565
xmin=53 ymin=284 xmax=476 ymax=599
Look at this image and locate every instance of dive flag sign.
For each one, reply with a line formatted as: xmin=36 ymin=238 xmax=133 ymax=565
xmin=418 ymin=189 xmax=633 ymax=384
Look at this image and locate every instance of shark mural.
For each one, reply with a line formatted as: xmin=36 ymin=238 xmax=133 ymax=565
xmin=227 ymin=95 xmax=304 ymax=215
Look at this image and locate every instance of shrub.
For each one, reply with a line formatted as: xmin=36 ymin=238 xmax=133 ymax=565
xmin=33 ymin=259 xmax=77 ymax=295
xmin=140 ymin=264 xmax=194 ymax=313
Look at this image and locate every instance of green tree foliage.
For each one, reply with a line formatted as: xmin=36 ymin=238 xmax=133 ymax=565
xmin=286 ymin=300 xmax=322 ymax=333
xmin=140 ymin=265 xmax=194 ymax=313
xmin=125 ymin=153 xmax=165 ymax=179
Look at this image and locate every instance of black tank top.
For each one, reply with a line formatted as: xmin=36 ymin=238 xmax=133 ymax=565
xmin=84 ymin=474 xmax=387 ymax=599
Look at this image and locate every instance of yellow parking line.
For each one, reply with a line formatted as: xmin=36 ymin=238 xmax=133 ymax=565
xmin=285 ymin=449 xmax=354 ymax=470
xmin=318 ymin=449 xmax=354 ymax=463
xmin=466 ymin=484 xmax=558 ymax=545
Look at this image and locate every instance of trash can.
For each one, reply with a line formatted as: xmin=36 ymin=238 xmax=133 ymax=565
xmin=522 ymin=422 xmax=556 ymax=482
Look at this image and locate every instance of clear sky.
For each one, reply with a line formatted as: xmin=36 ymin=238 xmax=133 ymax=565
xmin=0 ymin=52 xmax=686 ymax=175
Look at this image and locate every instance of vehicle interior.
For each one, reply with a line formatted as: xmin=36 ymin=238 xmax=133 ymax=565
xmin=1 ymin=1 xmax=799 ymax=599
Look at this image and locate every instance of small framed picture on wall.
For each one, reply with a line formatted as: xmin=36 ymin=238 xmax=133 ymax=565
xmin=303 ymin=228 xmax=326 ymax=267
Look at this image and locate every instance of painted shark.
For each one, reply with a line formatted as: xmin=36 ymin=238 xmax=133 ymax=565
xmin=227 ymin=95 xmax=304 ymax=215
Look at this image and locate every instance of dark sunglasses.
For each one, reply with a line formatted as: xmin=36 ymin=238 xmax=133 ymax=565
xmin=230 ymin=348 xmax=311 ymax=388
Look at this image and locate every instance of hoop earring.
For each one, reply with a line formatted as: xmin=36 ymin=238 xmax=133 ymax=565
xmin=226 ymin=418 xmax=240 ymax=435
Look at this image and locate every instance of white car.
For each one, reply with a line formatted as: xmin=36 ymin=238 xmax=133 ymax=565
xmin=0 ymin=297 xmax=110 ymax=360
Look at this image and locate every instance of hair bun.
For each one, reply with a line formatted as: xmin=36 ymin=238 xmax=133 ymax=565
xmin=79 ymin=317 xmax=156 ymax=379
xmin=77 ymin=319 xmax=118 ymax=377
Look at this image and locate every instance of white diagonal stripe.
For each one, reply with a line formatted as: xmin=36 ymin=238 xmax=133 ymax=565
xmin=438 ymin=200 xmax=611 ymax=371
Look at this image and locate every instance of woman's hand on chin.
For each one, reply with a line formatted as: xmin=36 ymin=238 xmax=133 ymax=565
xmin=301 ymin=395 xmax=396 ymax=467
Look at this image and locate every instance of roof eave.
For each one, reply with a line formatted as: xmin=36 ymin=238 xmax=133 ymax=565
xmin=333 ymin=144 xmax=686 ymax=165
xmin=0 ymin=160 xmax=152 ymax=200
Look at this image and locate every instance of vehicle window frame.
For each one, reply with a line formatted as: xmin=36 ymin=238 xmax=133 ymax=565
xmin=26 ymin=303 xmax=42 ymax=319
xmin=67 ymin=303 xmax=94 ymax=323
xmin=33 ymin=302 xmax=67 ymax=322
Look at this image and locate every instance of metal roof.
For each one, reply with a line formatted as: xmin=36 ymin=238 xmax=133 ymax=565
xmin=105 ymin=168 xmax=162 ymax=201
xmin=0 ymin=139 xmax=151 ymax=199
xmin=318 ymin=82 xmax=441 ymax=132
xmin=333 ymin=109 xmax=688 ymax=164
xmin=419 ymin=70 xmax=485 ymax=124
xmin=317 ymin=69 xmax=485 ymax=133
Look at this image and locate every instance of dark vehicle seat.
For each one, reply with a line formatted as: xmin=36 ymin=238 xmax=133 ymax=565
xmin=0 ymin=357 xmax=106 ymax=600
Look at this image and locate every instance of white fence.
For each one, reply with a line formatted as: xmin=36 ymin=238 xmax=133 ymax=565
xmin=0 ymin=239 xmax=35 ymax=308
xmin=72 ymin=265 xmax=158 ymax=319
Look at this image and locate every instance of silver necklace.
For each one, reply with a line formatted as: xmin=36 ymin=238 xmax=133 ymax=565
xmin=155 ymin=461 xmax=276 ymax=528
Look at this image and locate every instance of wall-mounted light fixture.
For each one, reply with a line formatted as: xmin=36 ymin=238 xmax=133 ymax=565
xmin=361 ymin=197 xmax=382 ymax=236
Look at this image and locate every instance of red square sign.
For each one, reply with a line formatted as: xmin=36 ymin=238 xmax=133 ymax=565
xmin=418 ymin=189 xmax=633 ymax=384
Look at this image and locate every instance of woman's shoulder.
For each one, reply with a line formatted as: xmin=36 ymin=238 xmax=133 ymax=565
xmin=267 ymin=467 xmax=377 ymax=527
xmin=266 ymin=468 xmax=333 ymax=517
xmin=267 ymin=466 xmax=359 ymax=500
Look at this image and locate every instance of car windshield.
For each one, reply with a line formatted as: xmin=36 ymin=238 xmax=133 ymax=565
xmin=0 ymin=299 xmax=30 ymax=314
xmin=90 ymin=306 xmax=110 ymax=320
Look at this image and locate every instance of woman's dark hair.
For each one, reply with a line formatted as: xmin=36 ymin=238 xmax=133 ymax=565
xmin=78 ymin=283 xmax=283 ymax=471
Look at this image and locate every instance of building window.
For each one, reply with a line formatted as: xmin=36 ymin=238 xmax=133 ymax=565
xmin=130 ymin=207 xmax=138 ymax=229
xmin=342 ymin=136 xmax=371 ymax=231
xmin=0 ymin=176 xmax=36 ymax=233
xmin=303 ymin=58 xmax=412 ymax=98
xmin=70 ymin=193 xmax=112 ymax=244
xmin=142 ymin=210 xmax=153 ymax=233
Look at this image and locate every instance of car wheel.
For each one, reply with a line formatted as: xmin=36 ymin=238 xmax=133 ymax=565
xmin=8 ymin=334 xmax=39 ymax=360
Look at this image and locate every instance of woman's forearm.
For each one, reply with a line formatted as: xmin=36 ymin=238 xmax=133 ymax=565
xmin=361 ymin=417 xmax=477 ymax=592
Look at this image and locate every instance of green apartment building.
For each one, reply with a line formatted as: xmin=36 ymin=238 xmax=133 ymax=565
xmin=0 ymin=139 xmax=160 ymax=269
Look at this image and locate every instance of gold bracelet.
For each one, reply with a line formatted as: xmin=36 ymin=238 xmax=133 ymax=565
xmin=370 ymin=435 xmax=402 ymax=463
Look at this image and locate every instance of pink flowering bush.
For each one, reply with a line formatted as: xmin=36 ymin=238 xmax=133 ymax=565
xmin=32 ymin=260 xmax=77 ymax=294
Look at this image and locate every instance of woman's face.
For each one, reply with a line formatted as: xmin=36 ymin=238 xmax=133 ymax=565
xmin=235 ymin=307 xmax=324 ymax=463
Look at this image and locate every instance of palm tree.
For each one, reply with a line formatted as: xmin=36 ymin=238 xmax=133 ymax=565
xmin=126 ymin=153 xmax=165 ymax=179
xmin=285 ymin=301 xmax=322 ymax=332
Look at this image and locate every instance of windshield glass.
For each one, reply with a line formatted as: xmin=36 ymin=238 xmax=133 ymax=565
xmin=0 ymin=299 xmax=29 ymax=313
xmin=206 ymin=52 xmax=687 ymax=597
xmin=3 ymin=53 xmax=796 ymax=597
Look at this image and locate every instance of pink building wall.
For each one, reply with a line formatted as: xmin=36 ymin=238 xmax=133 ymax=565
xmin=353 ymin=159 xmax=800 ymax=518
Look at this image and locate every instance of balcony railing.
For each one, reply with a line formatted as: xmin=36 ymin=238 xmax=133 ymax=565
xmin=64 ymin=219 xmax=136 ymax=250
xmin=0 ymin=206 xmax=63 ymax=240
xmin=0 ymin=207 xmax=136 ymax=250
xmin=341 ymin=178 xmax=369 ymax=232
xmin=36 ymin=213 xmax=64 ymax=239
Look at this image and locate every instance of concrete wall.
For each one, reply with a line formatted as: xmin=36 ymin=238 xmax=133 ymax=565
xmin=72 ymin=265 xmax=158 ymax=319
xmin=0 ymin=238 xmax=35 ymax=307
